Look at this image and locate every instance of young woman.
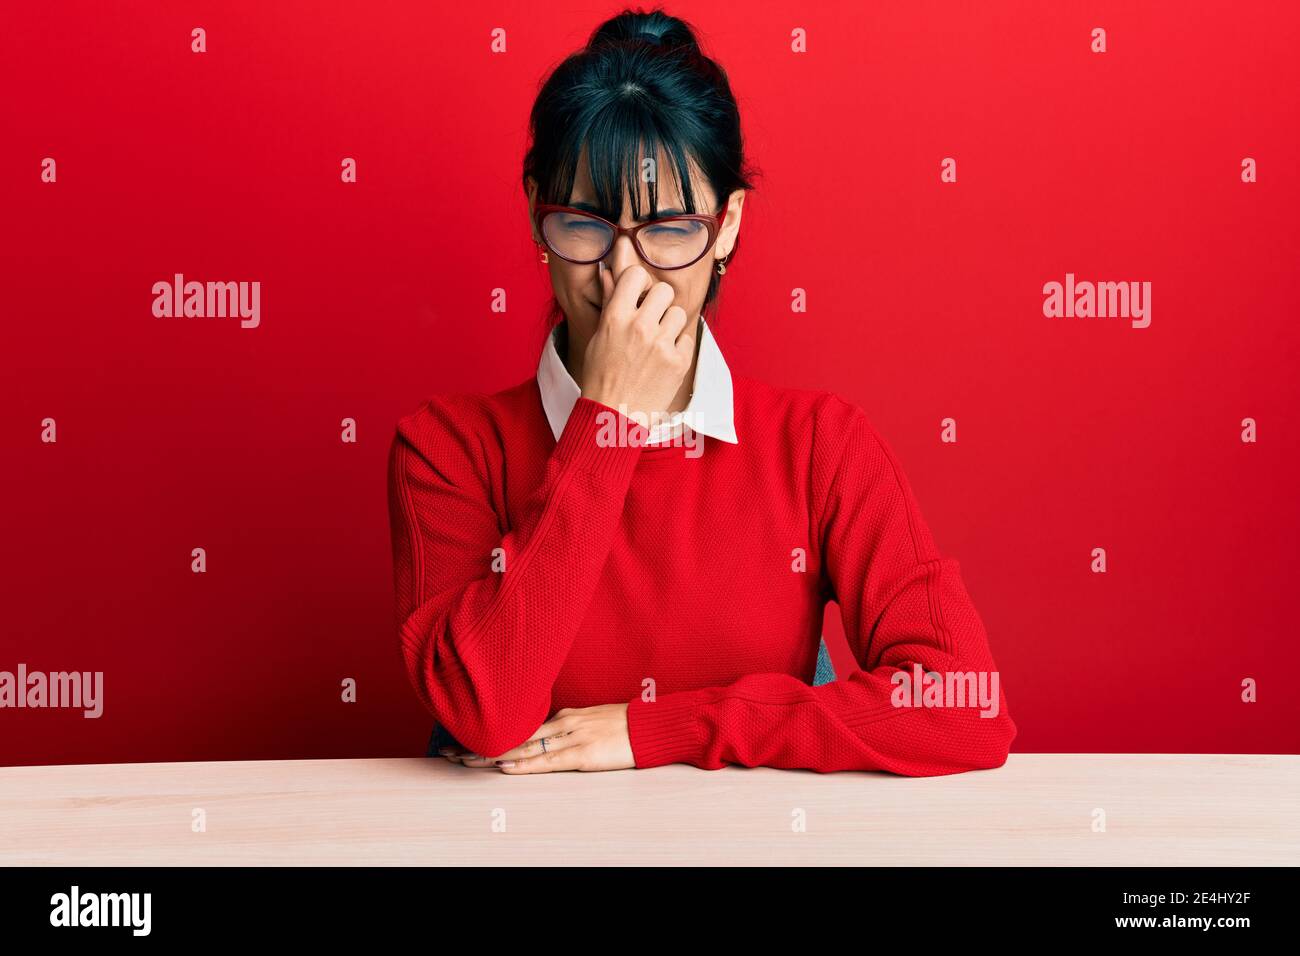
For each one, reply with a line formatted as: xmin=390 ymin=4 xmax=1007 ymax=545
xmin=387 ymin=8 xmax=1016 ymax=775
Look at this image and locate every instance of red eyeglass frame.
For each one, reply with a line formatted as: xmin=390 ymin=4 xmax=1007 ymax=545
xmin=533 ymin=202 xmax=730 ymax=271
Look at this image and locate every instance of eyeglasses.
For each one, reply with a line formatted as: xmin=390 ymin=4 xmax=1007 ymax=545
xmin=534 ymin=202 xmax=727 ymax=271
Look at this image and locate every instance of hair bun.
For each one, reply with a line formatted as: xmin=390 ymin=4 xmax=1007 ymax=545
xmin=590 ymin=9 xmax=700 ymax=54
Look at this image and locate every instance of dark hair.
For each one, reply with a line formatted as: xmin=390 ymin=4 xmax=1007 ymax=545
xmin=522 ymin=7 xmax=758 ymax=334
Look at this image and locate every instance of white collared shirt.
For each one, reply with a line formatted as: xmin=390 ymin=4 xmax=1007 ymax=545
xmin=536 ymin=314 xmax=739 ymax=446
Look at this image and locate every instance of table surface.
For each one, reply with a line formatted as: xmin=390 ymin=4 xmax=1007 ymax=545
xmin=1 ymin=754 xmax=1295 ymax=865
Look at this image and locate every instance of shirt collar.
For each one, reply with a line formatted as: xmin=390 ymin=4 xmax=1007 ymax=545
xmin=536 ymin=314 xmax=738 ymax=445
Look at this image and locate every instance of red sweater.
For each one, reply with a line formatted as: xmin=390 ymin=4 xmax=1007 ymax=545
xmin=387 ymin=373 xmax=1017 ymax=775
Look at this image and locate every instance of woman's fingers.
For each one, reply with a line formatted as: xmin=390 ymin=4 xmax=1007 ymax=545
xmin=599 ymin=256 xmax=614 ymax=306
xmin=437 ymin=706 xmax=628 ymax=773
xmin=491 ymin=731 xmax=580 ymax=764
xmin=441 ymin=712 xmax=595 ymax=770
xmin=633 ymin=279 xmax=676 ymax=327
xmin=497 ymin=743 xmax=585 ymax=773
xmin=451 ymin=727 xmax=581 ymax=767
xmin=603 ymin=263 xmax=653 ymax=325
xmin=658 ymin=304 xmax=689 ymax=345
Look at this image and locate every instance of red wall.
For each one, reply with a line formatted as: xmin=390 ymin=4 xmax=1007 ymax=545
xmin=4 ymin=0 xmax=1297 ymax=766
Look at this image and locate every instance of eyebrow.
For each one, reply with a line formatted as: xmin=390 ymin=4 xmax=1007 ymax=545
xmin=570 ymin=200 xmax=687 ymax=221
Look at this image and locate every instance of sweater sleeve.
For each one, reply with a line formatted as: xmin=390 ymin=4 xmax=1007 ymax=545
xmin=623 ymin=393 xmax=1018 ymax=775
xmin=388 ymin=395 xmax=648 ymax=759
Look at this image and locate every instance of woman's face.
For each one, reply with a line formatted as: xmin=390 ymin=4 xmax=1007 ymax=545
xmin=527 ymin=149 xmax=744 ymax=336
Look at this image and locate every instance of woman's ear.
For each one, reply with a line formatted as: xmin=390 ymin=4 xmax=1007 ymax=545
xmin=717 ymin=188 xmax=745 ymax=257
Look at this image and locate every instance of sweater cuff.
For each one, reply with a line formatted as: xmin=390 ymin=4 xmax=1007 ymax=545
xmin=552 ymin=396 xmax=649 ymax=482
xmin=625 ymin=689 xmax=708 ymax=769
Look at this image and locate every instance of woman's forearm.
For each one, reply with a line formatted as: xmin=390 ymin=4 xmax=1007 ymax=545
xmin=389 ymin=394 xmax=648 ymax=758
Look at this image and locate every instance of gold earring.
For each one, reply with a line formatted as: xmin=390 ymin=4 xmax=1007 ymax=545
xmin=539 ymin=245 xmax=549 ymax=264
xmin=716 ymin=255 xmax=728 ymax=275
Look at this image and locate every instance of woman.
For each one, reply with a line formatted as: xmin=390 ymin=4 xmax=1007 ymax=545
xmin=387 ymin=8 xmax=1017 ymax=775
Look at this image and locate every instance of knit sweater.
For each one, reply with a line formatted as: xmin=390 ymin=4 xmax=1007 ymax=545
xmin=387 ymin=373 xmax=1017 ymax=775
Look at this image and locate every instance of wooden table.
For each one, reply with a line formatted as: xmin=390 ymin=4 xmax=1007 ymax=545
xmin=1 ymin=754 xmax=1295 ymax=865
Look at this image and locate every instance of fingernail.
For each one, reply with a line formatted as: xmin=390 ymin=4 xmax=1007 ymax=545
xmin=495 ymin=761 xmax=516 ymax=768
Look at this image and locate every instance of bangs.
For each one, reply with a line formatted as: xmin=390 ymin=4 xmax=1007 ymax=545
xmin=541 ymin=104 xmax=705 ymax=221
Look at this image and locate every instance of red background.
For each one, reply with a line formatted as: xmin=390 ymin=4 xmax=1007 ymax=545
xmin=3 ymin=1 xmax=1297 ymax=766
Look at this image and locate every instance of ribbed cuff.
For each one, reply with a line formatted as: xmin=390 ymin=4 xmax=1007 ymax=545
xmin=552 ymin=396 xmax=649 ymax=482
xmin=625 ymin=690 xmax=707 ymax=769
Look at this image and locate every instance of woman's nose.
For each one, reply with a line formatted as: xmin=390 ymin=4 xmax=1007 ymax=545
xmin=604 ymin=233 xmax=642 ymax=278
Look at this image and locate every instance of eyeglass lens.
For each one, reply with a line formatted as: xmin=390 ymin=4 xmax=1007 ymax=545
xmin=542 ymin=212 xmax=711 ymax=268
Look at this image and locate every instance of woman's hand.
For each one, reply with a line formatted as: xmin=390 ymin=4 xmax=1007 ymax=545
xmin=438 ymin=703 xmax=635 ymax=772
xmin=579 ymin=263 xmax=694 ymax=423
